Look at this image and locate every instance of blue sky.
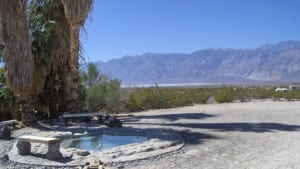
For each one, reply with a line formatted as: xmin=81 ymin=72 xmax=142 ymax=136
xmin=81 ymin=0 xmax=300 ymax=62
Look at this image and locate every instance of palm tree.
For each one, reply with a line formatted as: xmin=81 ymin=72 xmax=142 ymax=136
xmin=29 ymin=0 xmax=73 ymax=116
xmin=0 ymin=0 xmax=93 ymax=125
xmin=0 ymin=0 xmax=37 ymax=125
xmin=60 ymin=0 xmax=93 ymax=113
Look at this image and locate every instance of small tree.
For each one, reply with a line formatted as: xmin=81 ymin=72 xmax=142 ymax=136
xmin=82 ymin=63 xmax=121 ymax=113
xmin=82 ymin=63 xmax=108 ymax=88
xmin=105 ymin=79 xmax=121 ymax=113
xmin=86 ymin=83 xmax=107 ymax=112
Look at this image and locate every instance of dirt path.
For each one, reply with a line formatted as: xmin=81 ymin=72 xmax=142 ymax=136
xmin=120 ymin=100 xmax=300 ymax=169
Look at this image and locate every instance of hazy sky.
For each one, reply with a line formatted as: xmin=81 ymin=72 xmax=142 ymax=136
xmin=81 ymin=0 xmax=300 ymax=62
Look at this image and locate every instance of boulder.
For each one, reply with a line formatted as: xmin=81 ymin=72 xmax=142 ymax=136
xmin=0 ymin=126 xmax=11 ymax=140
xmin=104 ymin=117 xmax=122 ymax=128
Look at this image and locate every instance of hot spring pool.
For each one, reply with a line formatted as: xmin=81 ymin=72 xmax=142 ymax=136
xmin=61 ymin=134 xmax=147 ymax=151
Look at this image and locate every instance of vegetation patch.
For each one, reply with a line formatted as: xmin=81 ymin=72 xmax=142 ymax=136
xmin=124 ymin=85 xmax=300 ymax=112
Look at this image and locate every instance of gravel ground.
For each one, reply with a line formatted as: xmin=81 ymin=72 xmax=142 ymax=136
xmin=2 ymin=100 xmax=300 ymax=169
xmin=116 ymin=100 xmax=300 ymax=169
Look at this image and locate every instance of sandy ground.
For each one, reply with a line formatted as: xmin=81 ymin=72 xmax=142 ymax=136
xmin=1 ymin=100 xmax=300 ymax=169
xmin=118 ymin=100 xmax=300 ymax=169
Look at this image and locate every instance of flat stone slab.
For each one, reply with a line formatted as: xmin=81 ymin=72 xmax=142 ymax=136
xmin=62 ymin=112 xmax=107 ymax=118
xmin=0 ymin=120 xmax=18 ymax=127
xmin=18 ymin=135 xmax=61 ymax=145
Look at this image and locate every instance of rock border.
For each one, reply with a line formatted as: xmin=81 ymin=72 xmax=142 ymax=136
xmin=7 ymin=127 xmax=185 ymax=167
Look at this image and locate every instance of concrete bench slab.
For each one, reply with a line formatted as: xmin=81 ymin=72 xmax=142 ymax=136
xmin=18 ymin=135 xmax=61 ymax=145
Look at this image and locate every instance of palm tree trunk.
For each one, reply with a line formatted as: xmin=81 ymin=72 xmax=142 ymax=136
xmin=20 ymin=98 xmax=37 ymax=126
xmin=61 ymin=0 xmax=93 ymax=113
xmin=65 ymin=25 xmax=80 ymax=113
xmin=0 ymin=0 xmax=36 ymax=126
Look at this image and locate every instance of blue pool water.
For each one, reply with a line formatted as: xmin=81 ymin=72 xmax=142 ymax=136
xmin=61 ymin=134 xmax=147 ymax=151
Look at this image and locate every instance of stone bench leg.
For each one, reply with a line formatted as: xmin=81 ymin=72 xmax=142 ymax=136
xmin=46 ymin=142 xmax=62 ymax=160
xmin=64 ymin=119 xmax=68 ymax=125
xmin=13 ymin=123 xmax=18 ymax=129
xmin=17 ymin=141 xmax=31 ymax=155
xmin=98 ymin=116 xmax=103 ymax=123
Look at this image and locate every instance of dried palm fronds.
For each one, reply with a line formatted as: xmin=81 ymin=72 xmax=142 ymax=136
xmin=61 ymin=0 xmax=93 ymax=112
xmin=0 ymin=0 xmax=34 ymax=95
xmin=61 ymin=0 xmax=93 ymax=71
xmin=61 ymin=0 xmax=93 ymax=26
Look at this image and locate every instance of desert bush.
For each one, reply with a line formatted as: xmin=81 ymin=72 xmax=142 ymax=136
xmin=214 ymin=88 xmax=234 ymax=103
xmin=86 ymin=83 xmax=106 ymax=112
xmin=233 ymin=88 xmax=251 ymax=102
xmin=82 ymin=63 xmax=122 ymax=113
xmin=126 ymin=86 xmax=211 ymax=112
xmin=145 ymin=87 xmax=169 ymax=109
xmin=86 ymin=82 xmax=122 ymax=113
xmin=105 ymin=80 xmax=122 ymax=113
xmin=124 ymin=85 xmax=300 ymax=112
xmin=190 ymin=89 xmax=210 ymax=104
xmin=126 ymin=88 xmax=148 ymax=111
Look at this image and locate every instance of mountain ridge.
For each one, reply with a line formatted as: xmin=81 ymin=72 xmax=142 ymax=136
xmin=95 ymin=41 xmax=300 ymax=85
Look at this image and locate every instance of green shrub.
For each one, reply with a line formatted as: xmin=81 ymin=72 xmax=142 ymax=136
xmin=82 ymin=63 xmax=122 ymax=113
xmin=123 ymin=85 xmax=300 ymax=112
xmin=105 ymin=80 xmax=122 ymax=113
xmin=86 ymin=83 xmax=107 ymax=112
xmin=86 ymin=79 xmax=122 ymax=113
xmin=214 ymin=88 xmax=234 ymax=103
xmin=126 ymin=86 xmax=211 ymax=112
xmin=190 ymin=89 xmax=210 ymax=104
xmin=126 ymin=89 xmax=147 ymax=111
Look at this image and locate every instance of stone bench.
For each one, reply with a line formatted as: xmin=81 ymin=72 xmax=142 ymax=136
xmin=62 ymin=112 xmax=109 ymax=125
xmin=0 ymin=119 xmax=19 ymax=128
xmin=17 ymin=135 xmax=62 ymax=160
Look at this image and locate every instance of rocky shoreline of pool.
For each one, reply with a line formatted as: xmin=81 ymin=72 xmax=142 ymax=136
xmin=0 ymin=122 xmax=185 ymax=169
